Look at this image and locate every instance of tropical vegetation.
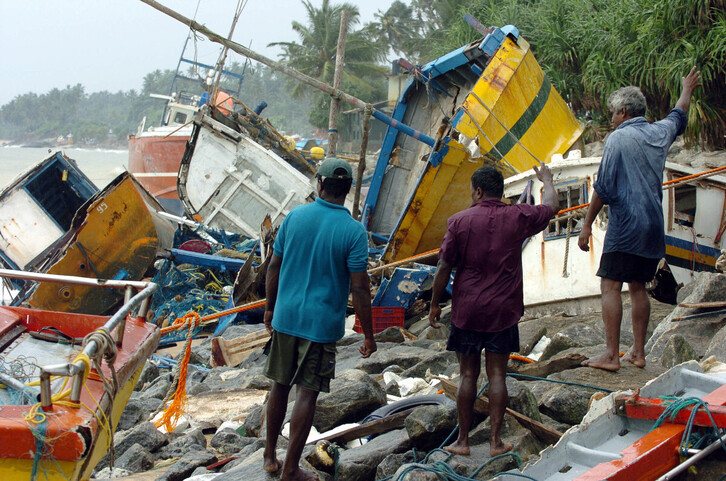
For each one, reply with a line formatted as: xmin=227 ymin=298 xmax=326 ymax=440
xmin=1 ymin=0 xmax=724 ymax=149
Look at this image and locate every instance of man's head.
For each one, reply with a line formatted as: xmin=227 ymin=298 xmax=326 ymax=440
xmin=470 ymin=165 xmax=504 ymax=203
xmin=316 ymin=157 xmax=353 ymax=201
xmin=607 ymin=86 xmax=646 ymax=127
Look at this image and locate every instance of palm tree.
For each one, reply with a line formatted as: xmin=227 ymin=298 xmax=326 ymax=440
xmin=269 ymin=0 xmax=387 ymax=127
xmin=370 ymin=1 xmax=424 ymax=61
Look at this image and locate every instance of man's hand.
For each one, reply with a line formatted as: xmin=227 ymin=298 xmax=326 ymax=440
xmin=359 ymin=337 xmax=377 ymax=358
xmin=263 ymin=310 xmax=274 ymax=334
xmin=533 ymin=160 xmax=553 ymax=183
xmin=682 ymin=66 xmax=702 ymax=94
xmin=429 ymin=303 xmax=442 ymax=329
xmin=578 ymin=225 xmax=591 ymax=252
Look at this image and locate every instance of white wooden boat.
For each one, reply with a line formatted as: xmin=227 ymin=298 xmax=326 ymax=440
xmin=503 ymin=153 xmax=726 ymax=313
xmin=495 ymin=361 xmax=726 ymax=481
xmin=177 ymin=107 xmax=316 ymax=237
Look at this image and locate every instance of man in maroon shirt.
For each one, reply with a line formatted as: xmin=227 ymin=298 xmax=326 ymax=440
xmin=429 ymin=162 xmax=557 ymax=456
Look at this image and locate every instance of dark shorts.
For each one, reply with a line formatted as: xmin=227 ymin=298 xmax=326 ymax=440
xmin=264 ymin=330 xmax=336 ymax=393
xmin=446 ymin=323 xmax=520 ymax=356
xmin=597 ymin=251 xmax=660 ymax=283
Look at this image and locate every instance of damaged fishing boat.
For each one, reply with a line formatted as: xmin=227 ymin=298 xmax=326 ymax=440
xmin=0 ymin=270 xmax=159 ymax=481
xmin=362 ymin=25 xmax=584 ymax=261
xmin=495 ymin=361 xmax=726 ymax=481
xmin=0 ymin=152 xmax=175 ymax=315
xmin=502 ymin=153 xmax=726 ymax=313
xmin=177 ymin=103 xmax=316 ymax=236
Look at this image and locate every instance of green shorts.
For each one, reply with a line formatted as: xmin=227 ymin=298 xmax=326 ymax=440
xmin=264 ymin=330 xmax=337 ymax=393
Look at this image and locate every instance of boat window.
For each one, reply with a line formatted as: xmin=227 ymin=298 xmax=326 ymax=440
xmin=673 ymin=184 xmax=697 ymax=227
xmin=173 ymin=112 xmax=188 ymax=124
xmin=25 ymin=161 xmax=92 ymax=231
xmin=544 ymin=182 xmax=588 ymax=240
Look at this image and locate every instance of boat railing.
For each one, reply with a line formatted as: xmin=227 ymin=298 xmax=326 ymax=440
xmin=0 ymin=269 xmax=158 ymax=409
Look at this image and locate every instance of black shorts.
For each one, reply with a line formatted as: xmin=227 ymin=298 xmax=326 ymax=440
xmin=446 ymin=323 xmax=519 ymax=356
xmin=597 ymin=251 xmax=660 ymax=283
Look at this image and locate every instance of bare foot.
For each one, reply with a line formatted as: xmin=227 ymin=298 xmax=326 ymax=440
xmin=621 ymin=353 xmax=646 ymax=368
xmin=280 ymin=466 xmax=319 ymax=481
xmin=263 ymin=458 xmax=283 ymax=473
xmin=581 ymin=353 xmax=620 ymax=372
xmin=443 ymin=440 xmax=471 ymax=456
xmin=490 ymin=441 xmax=513 ymax=457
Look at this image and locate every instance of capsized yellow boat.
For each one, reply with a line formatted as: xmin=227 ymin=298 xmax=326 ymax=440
xmin=27 ymin=172 xmax=175 ymax=314
xmin=363 ymin=26 xmax=583 ymax=262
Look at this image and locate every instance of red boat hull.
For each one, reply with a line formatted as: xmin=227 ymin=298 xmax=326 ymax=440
xmin=128 ymin=132 xmax=189 ymax=200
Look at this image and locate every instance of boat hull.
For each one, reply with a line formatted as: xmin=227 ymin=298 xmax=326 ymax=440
xmin=381 ymin=30 xmax=583 ymax=262
xmin=27 ymin=173 xmax=175 ymax=314
xmin=0 ymin=306 xmax=159 ymax=480
xmin=127 ymin=129 xmax=190 ymax=200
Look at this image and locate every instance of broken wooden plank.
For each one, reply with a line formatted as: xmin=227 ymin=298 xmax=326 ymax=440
xmin=678 ymin=301 xmax=726 ymax=309
xmin=315 ymin=408 xmax=415 ymax=444
xmin=509 ymin=352 xmax=586 ymax=378
xmin=439 ymin=378 xmax=563 ymax=445
xmin=210 ymin=330 xmax=270 ymax=367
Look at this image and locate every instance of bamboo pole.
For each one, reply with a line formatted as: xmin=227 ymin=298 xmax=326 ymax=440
xmin=139 ymin=0 xmax=436 ymax=146
xmin=327 ymin=10 xmax=349 ymax=158
xmin=353 ymin=106 xmax=373 ymax=220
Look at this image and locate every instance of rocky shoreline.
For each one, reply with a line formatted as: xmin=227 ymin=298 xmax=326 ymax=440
xmin=92 ymin=272 xmax=726 ymax=481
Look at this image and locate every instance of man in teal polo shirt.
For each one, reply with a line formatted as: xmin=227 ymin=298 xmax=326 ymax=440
xmin=262 ymin=158 xmax=377 ymax=481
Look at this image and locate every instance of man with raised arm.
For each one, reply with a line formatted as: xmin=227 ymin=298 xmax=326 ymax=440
xmin=429 ymin=162 xmax=558 ymax=457
xmin=578 ymin=67 xmax=702 ymax=372
xmin=262 ymin=158 xmax=377 ymax=481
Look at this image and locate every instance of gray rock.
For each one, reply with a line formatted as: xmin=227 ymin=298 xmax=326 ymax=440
xmin=406 ymin=339 xmax=440 ymax=350
xmin=407 ymin=318 xmax=433 ymax=337
xmin=220 ymin=440 xmax=267 ymax=472
xmin=705 ymin=325 xmax=726 ymax=361
xmin=155 ymin=449 xmax=217 ymax=481
xmin=117 ymin=398 xmax=162 ymax=431
xmin=400 ymin=351 xmax=457 ymax=379
xmin=375 ymin=327 xmax=406 ymax=343
xmin=114 ymin=443 xmax=154 ymax=474
xmin=646 ymin=311 xmax=726 ymax=365
xmin=417 ymin=324 xmax=450 ymax=341
xmin=391 ymin=463 xmax=441 ymax=480
xmin=385 ymin=380 xmax=402 ymax=397
xmin=189 ymin=365 xmax=270 ymax=395
xmin=138 ymin=373 xmax=173 ymax=401
xmin=354 ymin=345 xmax=439 ymax=375
xmin=215 ymin=447 xmax=330 ymax=481
xmin=661 ymin=335 xmax=700 ymax=368
xmin=336 ymin=429 xmax=411 ymax=481
xmin=518 ymin=325 xmax=547 ymax=356
xmin=314 ymin=369 xmax=386 ymax=432
xmin=469 ymin=411 xmax=522 ymax=446
xmin=539 ymin=385 xmax=598 ymax=425
xmin=376 ymin=450 xmax=419 ymax=479
xmin=134 ymin=361 xmax=160 ymax=392
xmin=680 ymin=272 xmax=726 ymax=304
xmin=98 ymin=422 xmax=167 ymax=470
xmin=211 ymin=429 xmax=258 ymax=456
xmin=540 ymin=324 xmax=606 ymax=361
xmin=243 ymin=404 xmax=265 ymax=438
xmin=157 ymin=427 xmax=207 ymax=459
xmin=383 ymin=364 xmax=405 ymax=375
xmin=506 ymin=377 xmax=541 ymax=422
xmin=93 ymin=467 xmax=131 ymax=479
xmin=404 ymin=405 xmax=457 ymax=450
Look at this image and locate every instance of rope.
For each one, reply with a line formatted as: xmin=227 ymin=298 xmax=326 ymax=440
xmin=154 ymin=312 xmax=201 ymax=432
xmin=650 ymin=396 xmax=726 ymax=458
xmin=562 ymin=216 xmax=572 ymax=278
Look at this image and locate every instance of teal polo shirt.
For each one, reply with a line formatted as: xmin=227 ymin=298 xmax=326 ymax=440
xmin=271 ymin=197 xmax=369 ymax=343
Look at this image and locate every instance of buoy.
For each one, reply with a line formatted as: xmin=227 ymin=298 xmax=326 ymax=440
xmin=212 ymin=91 xmax=234 ymax=115
xmin=310 ymin=146 xmax=325 ymax=160
xmin=281 ymin=136 xmax=296 ymax=152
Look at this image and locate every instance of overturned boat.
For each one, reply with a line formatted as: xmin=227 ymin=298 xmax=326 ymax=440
xmin=363 ymin=25 xmax=583 ymax=261
xmin=0 ymin=270 xmax=159 ymax=481
xmin=177 ymin=105 xmax=316 ymax=236
xmin=502 ymin=154 xmax=726 ymax=313
xmin=0 ymin=152 xmax=175 ymax=315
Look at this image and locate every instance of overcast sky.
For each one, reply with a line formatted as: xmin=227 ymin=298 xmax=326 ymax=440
xmin=0 ymin=0 xmax=394 ymax=107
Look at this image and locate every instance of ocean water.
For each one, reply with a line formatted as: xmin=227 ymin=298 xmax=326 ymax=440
xmin=0 ymin=146 xmax=128 ymax=191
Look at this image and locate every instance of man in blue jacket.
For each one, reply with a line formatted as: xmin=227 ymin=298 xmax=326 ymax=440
xmin=578 ymin=67 xmax=701 ymax=371
xmin=262 ymin=158 xmax=376 ymax=481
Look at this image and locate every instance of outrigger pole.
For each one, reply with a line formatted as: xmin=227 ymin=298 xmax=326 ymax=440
xmin=139 ymin=0 xmax=436 ymax=147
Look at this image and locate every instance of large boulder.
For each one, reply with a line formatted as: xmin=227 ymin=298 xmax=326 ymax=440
xmin=376 ymin=450 xmax=419 ymax=480
xmin=113 ymin=443 xmax=154 ymax=474
xmin=354 ymin=346 xmax=440 ymax=375
xmin=404 ymin=405 xmax=457 ymax=450
xmin=705 ymin=325 xmax=726 ymax=361
xmin=155 ymin=449 xmax=217 ymax=481
xmin=157 ymin=427 xmax=207 ymax=459
xmin=314 ymin=369 xmax=386 ymax=432
xmin=660 ymin=335 xmax=699 ymax=368
xmin=400 ymin=351 xmax=458 ymax=379
xmin=336 ymin=429 xmax=412 ymax=481
xmin=98 ymin=422 xmax=167 ymax=471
